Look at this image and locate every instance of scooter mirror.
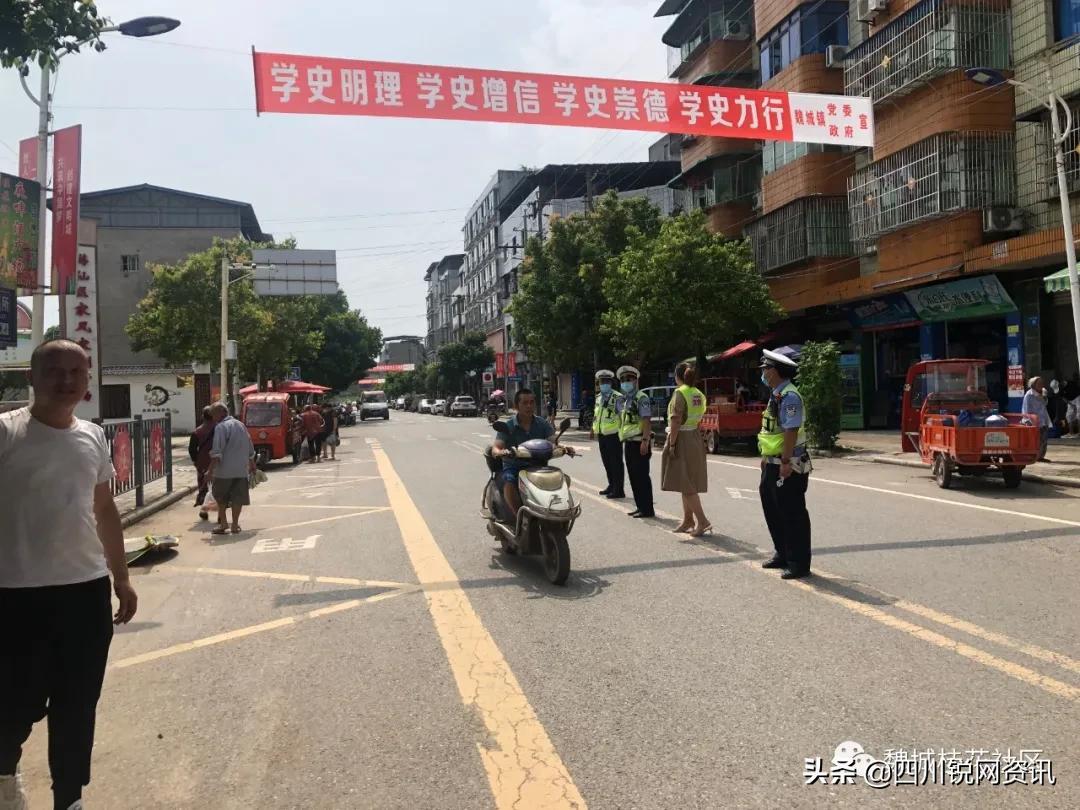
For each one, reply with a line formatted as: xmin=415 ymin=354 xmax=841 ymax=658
xmin=559 ymin=418 xmax=572 ymax=433
xmin=491 ymin=421 xmax=509 ymax=433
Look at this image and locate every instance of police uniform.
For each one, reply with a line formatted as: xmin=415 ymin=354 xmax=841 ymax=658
xmin=592 ymin=370 xmax=625 ymax=498
xmin=616 ymin=365 xmax=654 ymax=518
xmin=757 ymin=349 xmax=813 ymax=578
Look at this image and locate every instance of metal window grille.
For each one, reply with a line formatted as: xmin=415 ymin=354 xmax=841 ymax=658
xmin=844 ymin=0 xmax=1010 ymax=104
xmin=847 ymin=131 xmax=1015 ymax=246
xmin=121 ymin=254 xmax=139 ymax=276
xmin=746 ymin=197 xmax=852 ymax=274
xmin=1034 ymin=101 xmax=1080 ymax=199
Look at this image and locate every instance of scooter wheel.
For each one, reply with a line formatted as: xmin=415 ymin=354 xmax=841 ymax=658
xmin=499 ymin=535 xmax=517 ymax=555
xmin=541 ymin=527 xmax=570 ymax=585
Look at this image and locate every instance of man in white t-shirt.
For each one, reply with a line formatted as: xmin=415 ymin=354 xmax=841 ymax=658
xmin=0 ymin=339 xmax=137 ymax=810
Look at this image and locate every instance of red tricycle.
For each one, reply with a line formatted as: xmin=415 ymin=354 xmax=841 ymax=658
xmin=901 ymin=359 xmax=1040 ymax=489
xmin=241 ymin=392 xmax=304 ymax=468
xmin=697 ymin=376 xmax=765 ymax=453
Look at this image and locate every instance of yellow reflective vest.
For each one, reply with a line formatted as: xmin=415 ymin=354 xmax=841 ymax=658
xmin=619 ymin=390 xmax=651 ymax=442
xmin=668 ymin=384 xmax=706 ymax=429
xmin=593 ymin=392 xmax=621 ymax=436
xmin=758 ymin=382 xmax=807 ymax=457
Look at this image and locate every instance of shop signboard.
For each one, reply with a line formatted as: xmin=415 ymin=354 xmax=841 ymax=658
xmin=0 ymin=288 xmax=16 ymax=348
xmin=65 ymin=245 xmax=100 ymax=420
xmin=846 ymin=294 xmax=921 ymax=331
xmin=0 ymin=173 xmax=41 ymax=292
xmin=904 ymin=276 xmax=1015 ymax=323
xmin=495 ymin=352 xmax=504 ymax=377
xmin=252 ymin=52 xmax=876 ymax=148
xmin=1007 ymin=365 xmax=1025 ymax=399
xmin=506 ymin=352 xmax=517 ymax=377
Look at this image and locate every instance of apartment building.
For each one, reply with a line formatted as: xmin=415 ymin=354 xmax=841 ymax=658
xmin=659 ymin=0 xmax=1080 ymax=428
xmin=424 ymin=253 xmax=465 ymax=356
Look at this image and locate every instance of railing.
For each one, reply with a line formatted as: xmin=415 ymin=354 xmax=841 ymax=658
xmin=1032 ymin=103 xmax=1080 ymax=200
xmin=666 ymin=0 xmax=752 ymax=78
xmin=847 ymin=131 xmax=1015 ymax=246
xmin=746 ymin=197 xmax=852 ymax=274
xmin=844 ymin=0 xmax=1010 ymax=105
xmin=96 ymin=414 xmax=173 ymax=508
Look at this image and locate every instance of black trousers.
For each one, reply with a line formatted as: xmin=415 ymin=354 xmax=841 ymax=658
xmin=0 ymin=577 xmax=113 ymax=805
xmin=307 ymin=434 xmax=323 ymax=458
xmin=624 ymin=439 xmax=654 ymax=515
xmin=759 ymin=464 xmax=812 ymax=571
xmin=598 ymin=433 xmax=624 ymax=495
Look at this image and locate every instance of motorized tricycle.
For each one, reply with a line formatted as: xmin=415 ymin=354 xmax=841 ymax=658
xmin=697 ymin=376 xmax=765 ymax=453
xmin=241 ymin=392 xmax=304 ymax=468
xmin=483 ymin=418 xmax=580 ymax=585
xmin=901 ymin=359 xmax=1040 ymax=489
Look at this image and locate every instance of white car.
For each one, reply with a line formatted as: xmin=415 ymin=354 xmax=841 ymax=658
xmin=450 ymin=395 xmax=478 ymax=417
xmin=433 ymin=398 xmax=447 ymax=415
xmin=360 ymin=391 xmax=390 ymax=420
xmin=395 ymin=397 xmax=406 ymax=410
xmin=419 ymin=398 xmax=433 ymax=414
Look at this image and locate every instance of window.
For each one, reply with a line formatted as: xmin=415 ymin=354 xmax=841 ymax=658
xmin=1056 ymin=0 xmax=1080 ymax=42
xmin=121 ymin=255 xmax=139 ymax=276
xmin=759 ymin=2 xmax=848 ymax=82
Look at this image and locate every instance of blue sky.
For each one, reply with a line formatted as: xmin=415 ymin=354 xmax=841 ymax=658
xmin=1 ymin=0 xmax=672 ymax=337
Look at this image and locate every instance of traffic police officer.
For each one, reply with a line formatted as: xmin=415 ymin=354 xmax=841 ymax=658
xmin=590 ymin=369 xmax=625 ymax=499
xmin=757 ymin=349 xmax=812 ymax=579
xmin=616 ymin=365 xmax=654 ymax=518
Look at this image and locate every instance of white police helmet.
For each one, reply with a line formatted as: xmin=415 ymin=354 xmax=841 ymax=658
xmin=595 ymin=369 xmax=615 ymax=381
xmin=616 ymin=365 xmax=640 ymax=379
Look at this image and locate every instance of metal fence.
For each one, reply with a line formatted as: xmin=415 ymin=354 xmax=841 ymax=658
xmin=96 ymin=414 xmax=173 ymax=507
xmin=745 ymin=197 xmax=853 ymax=274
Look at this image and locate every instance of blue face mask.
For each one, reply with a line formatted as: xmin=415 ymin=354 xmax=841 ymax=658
xmin=621 ymin=381 xmax=636 ymax=394
xmin=760 ymin=372 xmax=770 ymax=388
xmin=599 ymin=383 xmax=612 ymax=395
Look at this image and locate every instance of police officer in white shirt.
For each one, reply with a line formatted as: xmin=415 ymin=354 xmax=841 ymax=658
xmin=0 ymin=339 xmax=137 ymax=810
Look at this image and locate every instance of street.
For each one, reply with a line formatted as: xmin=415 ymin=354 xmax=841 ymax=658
xmin=21 ymin=413 xmax=1080 ymax=809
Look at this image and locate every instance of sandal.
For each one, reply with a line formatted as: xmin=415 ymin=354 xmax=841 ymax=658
xmin=688 ymin=524 xmax=713 ymax=538
xmin=672 ymin=522 xmax=694 ymax=533
xmin=211 ymin=525 xmax=229 ymax=535
xmin=231 ymin=525 xmax=242 ymax=534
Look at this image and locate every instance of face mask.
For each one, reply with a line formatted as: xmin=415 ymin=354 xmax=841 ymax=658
xmin=599 ymin=383 xmax=612 ymax=395
xmin=760 ymin=372 xmax=770 ymax=388
xmin=621 ymin=381 xmax=636 ymax=394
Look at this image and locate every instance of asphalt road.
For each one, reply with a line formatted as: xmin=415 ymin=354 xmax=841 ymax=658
xmin=21 ymin=411 xmax=1080 ymax=809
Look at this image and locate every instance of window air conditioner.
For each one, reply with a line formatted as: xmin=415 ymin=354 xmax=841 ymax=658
xmin=856 ymin=0 xmax=885 ymax=23
xmin=752 ymin=191 xmax=763 ymax=211
xmin=825 ymin=45 xmax=847 ymax=69
xmin=982 ymin=206 xmax=1024 ymax=234
xmin=725 ymin=19 xmax=751 ymax=40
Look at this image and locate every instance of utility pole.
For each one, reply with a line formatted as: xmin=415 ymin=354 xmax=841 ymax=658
xmin=30 ymin=63 xmax=50 ymax=351
xmin=220 ymin=256 xmax=230 ymax=412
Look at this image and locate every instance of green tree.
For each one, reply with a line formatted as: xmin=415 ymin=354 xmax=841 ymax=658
xmin=292 ymin=293 xmax=381 ymax=393
xmin=43 ymin=325 xmax=60 ymax=341
xmin=602 ymin=210 xmax=782 ymax=366
xmin=437 ymin=331 xmax=494 ymax=395
xmin=385 ymin=367 xmax=426 ymax=400
xmin=2 ymin=0 xmax=110 ymax=68
xmin=509 ymin=191 xmax=662 ymax=371
xmin=0 ymin=370 xmax=28 ymax=400
xmin=797 ymin=340 xmax=843 ymax=450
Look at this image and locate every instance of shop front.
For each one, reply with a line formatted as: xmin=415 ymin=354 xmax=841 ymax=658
xmin=845 ymin=294 xmax=923 ymax=429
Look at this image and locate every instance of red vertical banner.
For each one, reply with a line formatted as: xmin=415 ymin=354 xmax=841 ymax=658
xmin=506 ymin=352 xmax=517 ymax=377
xmin=51 ymin=125 xmax=82 ymax=295
xmin=495 ymin=352 xmax=504 ymax=378
xmin=18 ymin=138 xmax=37 ymax=181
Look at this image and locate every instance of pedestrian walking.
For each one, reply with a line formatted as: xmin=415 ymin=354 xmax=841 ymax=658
xmin=188 ymin=406 xmax=216 ymax=521
xmin=320 ymin=402 xmax=339 ymax=461
xmin=590 ymin=369 xmax=625 ymax=499
xmin=300 ymin=404 xmax=325 ymax=463
xmin=757 ymin=349 xmax=813 ymax=580
xmin=207 ymin=402 xmax=256 ymax=535
xmin=662 ymin=362 xmax=711 ymax=536
xmin=0 ymin=339 xmax=137 ymax=810
xmin=1022 ymin=377 xmax=1051 ymax=461
xmin=547 ymin=390 xmax=558 ymax=420
xmin=616 ymin=365 xmax=654 ymax=519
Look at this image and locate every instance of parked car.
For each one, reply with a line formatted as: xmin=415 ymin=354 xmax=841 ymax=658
xmin=395 ymin=397 xmax=406 ymax=410
xmin=433 ymin=398 xmax=447 ymax=415
xmin=360 ymin=390 xmax=390 ymax=421
xmin=450 ymin=395 xmax=478 ymax=417
xmin=419 ymin=398 xmax=433 ymax=414
xmin=641 ymin=385 xmax=676 ymax=434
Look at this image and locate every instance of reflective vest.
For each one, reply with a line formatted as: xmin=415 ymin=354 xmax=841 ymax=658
xmin=668 ymin=384 xmax=706 ymax=429
xmin=619 ymin=390 xmax=651 ymax=442
xmin=593 ymin=392 xmax=621 ymax=436
xmin=758 ymin=382 xmax=807 ymax=457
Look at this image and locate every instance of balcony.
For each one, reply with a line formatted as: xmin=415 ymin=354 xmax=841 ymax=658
xmin=746 ymin=197 xmax=852 ymax=274
xmin=844 ymin=0 xmax=1010 ymax=105
xmin=847 ymin=131 xmax=1015 ymax=246
xmin=1032 ymin=101 xmax=1080 ymax=200
xmin=664 ymin=0 xmax=752 ymax=79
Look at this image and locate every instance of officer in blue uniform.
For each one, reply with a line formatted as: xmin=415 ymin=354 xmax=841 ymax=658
xmin=757 ymin=349 xmax=813 ymax=579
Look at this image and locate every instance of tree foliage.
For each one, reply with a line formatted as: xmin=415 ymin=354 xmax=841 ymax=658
xmin=797 ymin=340 xmax=843 ymax=450
xmin=1 ymin=0 xmax=109 ymax=68
xmin=602 ymin=210 xmax=782 ymax=366
xmin=509 ymin=192 xmax=662 ymax=371
xmin=436 ymin=331 xmax=494 ymax=394
xmin=384 ymin=368 xmax=426 ymax=399
xmin=126 ymin=237 xmax=381 ymax=393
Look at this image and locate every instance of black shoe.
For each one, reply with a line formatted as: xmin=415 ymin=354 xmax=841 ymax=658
xmin=606 ymin=492 xmax=626 ymax=499
xmin=761 ymin=556 xmax=787 ymax=569
xmin=780 ymin=568 xmax=811 ymax=580
xmin=598 ymin=488 xmax=611 ymax=496
xmin=633 ymin=512 xmax=655 ymax=519
xmin=628 ymin=510 xmax=641 ymax=518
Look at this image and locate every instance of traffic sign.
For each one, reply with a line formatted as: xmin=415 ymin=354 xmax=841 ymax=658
xmin=482 ymin=371 xmax=493 ymax=384
xmin=287 ymin=366 xmax=301 ymax=381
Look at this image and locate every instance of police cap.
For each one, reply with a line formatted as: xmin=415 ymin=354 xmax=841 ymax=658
xmin=616 ymin=365 xmax=640 ymax=379
xmin=759 ymin=348 xmax=799 ymax=371
xmin=595 ymin=369 xmax=615 ymax=381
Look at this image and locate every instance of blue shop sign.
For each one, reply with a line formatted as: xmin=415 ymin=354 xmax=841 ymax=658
xmin=846 ymin=294 xmax=921 ymax=331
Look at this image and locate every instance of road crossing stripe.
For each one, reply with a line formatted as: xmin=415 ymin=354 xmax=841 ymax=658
xmin=373 ymin=446 xmax=587 ymax=810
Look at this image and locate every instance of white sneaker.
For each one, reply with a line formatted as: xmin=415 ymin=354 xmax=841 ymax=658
xmin=0 ymin=771 xmax=28 ymax=810
xmin=67 ymin=801 xmax=83 ymax=810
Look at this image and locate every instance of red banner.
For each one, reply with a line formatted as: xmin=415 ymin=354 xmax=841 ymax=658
xmin=495 ymin=352 xmax=505 ymax=378
xmin=18 ymin=138 xmax=37 ymax=181
xmin=252 ymin=52 xmax=874 ymax=148
xmin=51 ymin=125 xmax=81 ymax=295
xmin=506 ymin=352 xmax=517 ymax=378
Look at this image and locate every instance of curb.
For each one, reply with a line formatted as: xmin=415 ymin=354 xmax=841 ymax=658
xmin=854 ymin=454 xmax=1080 ymax=489
xmin=120 ymin=484 xmax=197 ymax=530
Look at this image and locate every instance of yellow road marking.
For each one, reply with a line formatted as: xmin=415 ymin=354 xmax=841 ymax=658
xmin=571 ymin=480 xmax=1080 ymax=701
xmin=374 ymin=446 xmax=586 ymax=810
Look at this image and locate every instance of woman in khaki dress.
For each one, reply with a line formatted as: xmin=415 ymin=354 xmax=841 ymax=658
xmin=661 ymin=362 xmax=711 ymax=536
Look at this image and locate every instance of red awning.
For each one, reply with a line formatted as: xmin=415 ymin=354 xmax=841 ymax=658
xmin=238 ymin=380 xmax=330 ymax=396
xmin=356 ymin=378 xmax=385 ymax=386
xmin=706 ymin=333 xmax=776 ymax=364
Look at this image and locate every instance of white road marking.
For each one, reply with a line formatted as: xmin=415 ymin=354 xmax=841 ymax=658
xmin=708 ymin=458 xmax=1080 ymax=528
xmin=725 ymin=487 xmax=744 ymax=500
xmin=252 ymin=534 xmax=320 ymax=554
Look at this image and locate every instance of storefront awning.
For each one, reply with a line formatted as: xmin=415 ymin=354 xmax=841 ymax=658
xmin=704 ymin=333 xmax=776 ymax=363
xmin=1044 ymin=267 xmax=1074 ymax=294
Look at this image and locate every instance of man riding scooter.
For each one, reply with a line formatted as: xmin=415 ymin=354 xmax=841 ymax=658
xmin=492 ymin=387 xmax=575 ymax=514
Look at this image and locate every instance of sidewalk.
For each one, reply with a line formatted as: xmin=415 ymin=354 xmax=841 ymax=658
xmin=116 ymin=444 xmax=198 ymax=528
xmin=839 ymin=429 xmax=1080 ymax=487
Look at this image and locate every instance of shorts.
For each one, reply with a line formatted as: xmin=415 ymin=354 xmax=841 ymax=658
xmin=212 ymin=476 xmax=250 ymax=507
xmin=501 ymin=468 xmax=522 ymax=485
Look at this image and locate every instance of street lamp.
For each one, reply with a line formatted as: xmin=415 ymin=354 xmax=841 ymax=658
xmin=18 ymin=16 xmax=181 ymax=349
xmin=965 ymin=66 xmax=1080 ymax=378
